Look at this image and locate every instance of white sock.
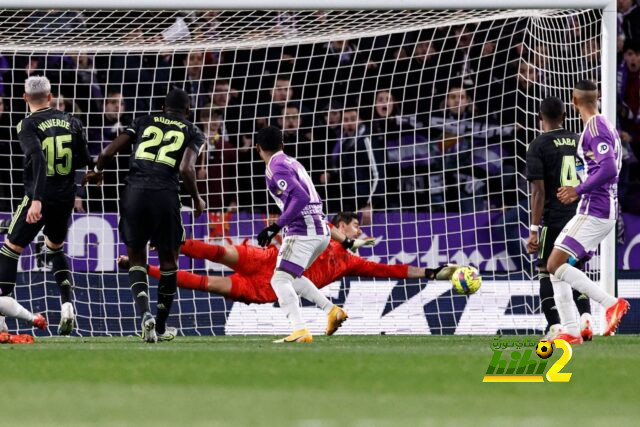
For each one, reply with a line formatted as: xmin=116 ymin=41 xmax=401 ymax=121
xmin=293 ymin=276 xmax=333 ymax=314
xmin=555 ymin=263 xmax=617 ymax=308
xmin=550 ymin=275 xmax=579 ymax=336
xmin=270 ymin=270 xmax=306 ymax=331
xmin=0 ymin=296 xmax=34 ymax=323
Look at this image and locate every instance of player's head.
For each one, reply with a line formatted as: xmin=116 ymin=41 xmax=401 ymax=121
xmin=255 ymin=126 xmax=283 ymax=160
xmin=23 ymin=75 xmax=52 ymax=108
xmin=331 ymin=212 xmax=362 ymax=239
xmin=538 ymin=96 xmax=565 ymax=130
xmin=623 ymin=39 xmax=640 ymax=72
xmin=572 ymin=79 xmax=598 ymax=110
xmin=164 ymin=88 xmax=190 ymax=116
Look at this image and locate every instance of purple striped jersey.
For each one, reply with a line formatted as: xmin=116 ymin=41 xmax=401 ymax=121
xmin=576 ymin=115 xmax=621 ymax=220
xmin=265 ymin=151 xmax=329 ymax=237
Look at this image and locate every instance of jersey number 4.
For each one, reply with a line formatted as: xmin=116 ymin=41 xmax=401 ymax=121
xmin=561 ymin=155 xmax=580 ymax=186
xmin=135 ymin=125 xmax=185 ymax=167
xmin=42 ymin=134 xmax=72 ymax=176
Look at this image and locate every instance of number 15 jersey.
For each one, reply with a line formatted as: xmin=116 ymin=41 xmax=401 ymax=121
xmin=17 ymin=107 xmax=90 ymax=201
xmin=124 ymin=113 xmax=204 ymax=190
xmin=526 ymin=128 xmax=581 ymax=228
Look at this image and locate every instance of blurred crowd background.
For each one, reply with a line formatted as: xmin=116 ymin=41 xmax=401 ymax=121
xmin=0 ymin=4 xmax=637 ymax=226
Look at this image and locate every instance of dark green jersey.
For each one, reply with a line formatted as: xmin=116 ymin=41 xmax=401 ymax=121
xmin=123 ymin=113 xmax=205 ymax=190
xmin=16 ymin=107 xmax=90 ymax=201
xmin=526 ymin=128 xmax=581 ymax=228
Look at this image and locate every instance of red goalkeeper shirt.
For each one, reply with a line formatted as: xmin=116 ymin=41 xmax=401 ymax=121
xmin=304 ymin=240 xmax=409 ymax=288
xmin=229 ymin=240 xmax=411 ymax=304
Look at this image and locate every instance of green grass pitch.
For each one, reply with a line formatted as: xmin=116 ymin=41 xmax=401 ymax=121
xmin=2 ymin=335 xmax=639 ymax=426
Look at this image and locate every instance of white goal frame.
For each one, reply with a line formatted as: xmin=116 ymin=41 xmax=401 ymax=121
xmin=4 ymin=0 xmax=619 ymax=328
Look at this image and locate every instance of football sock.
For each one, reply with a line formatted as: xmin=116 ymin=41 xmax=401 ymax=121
xmin=0 ymin=244 xmax=20 ymax=295
xmin=550 ymin=274 xmax=579 ymax=336
xmin=0 ymin=296 xmax=34 ymax=322
xmin=129 ymin=266 xmax=151 ymax=317
xmin=292 ymin=276 xmax=333 ymax=314
xmin=555 ymin=263 xmax=617 ymax=308
xmin=539 ymin=274 xmax=560 ymax=328
xmin=271 ymin=270 xmax=306 ymax=331
xmin=573 ymin=290 xmax=591 ymax=316
xmin=181 ymin=240 xmax=226 ymax=262
xmin=156 ymin=269 xmax=177 ymax=335
xmin=147 ymin=265 xmax=208 ymax=292
xmin=45 ymin=246 xmax=73 ymax=304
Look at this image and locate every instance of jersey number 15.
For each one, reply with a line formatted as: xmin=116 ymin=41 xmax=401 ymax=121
xmin=42 ymin=134 xmax=72 ymax=176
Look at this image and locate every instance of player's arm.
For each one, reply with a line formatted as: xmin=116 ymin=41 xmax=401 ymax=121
xmin=528 ymin=180 xmax=544 ymax=253
xmin=558 ymin=134 xmax=617 ymax=204
xmin=82 ymin=132 xmax=132 ymax=186
xmin=18 ymin=119 xmax=46 ymax=223
xmin=179 ymin=146 xmax=205 ymax=218
xmin=330 ymin=224 xmax=377 ymax=252
xmin=347 ymin=256 xmax=454 ymax=280
xmin=525 ymin=138 xmax=544 ymax=253
xmin=70 ymin=116 xmax=93 ymax=170
xmin=70 ymin=116 xmax=92 ymax=212
xmin=257 ymin=171 xmax=310 ymax=247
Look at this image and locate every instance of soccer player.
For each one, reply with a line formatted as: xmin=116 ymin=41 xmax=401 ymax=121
xmin=117 ymin=212 xmax=456 ymax=336
xmin=547 ymin=80 xmax=630 ymax=344
xmin=83 ymin=89 xmax=205 ymax=343
xmin=254 ymin=125 xmax=331 ymax=343
xmin=526 ymin=96 xmax=593 ymax=341
xmin=0 ymin=75 xmax=91 ymax=335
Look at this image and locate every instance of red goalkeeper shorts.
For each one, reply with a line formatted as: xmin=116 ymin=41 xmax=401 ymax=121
xmin=228 ymin=242 xmax=278 ymax=304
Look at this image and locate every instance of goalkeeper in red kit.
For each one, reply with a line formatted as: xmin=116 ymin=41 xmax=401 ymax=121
xmin=118 ymin=212 xmax=456 ymax=335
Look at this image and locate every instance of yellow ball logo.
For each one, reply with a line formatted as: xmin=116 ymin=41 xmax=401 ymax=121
xmin=536 ymin=340 xmax=554 ymax=359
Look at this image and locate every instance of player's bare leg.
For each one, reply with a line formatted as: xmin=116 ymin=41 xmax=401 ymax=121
xmin=290 ymin=275 xmax=346 ymax=336
xmin=118 ymin=256 xmax=233 ymax=296
xmin=272 ymin=268 xmax=312 ymax=344
xmin=44 ymin=237 xmax=75 ymax=335
xmin=127 ymin=246 xmax=156 ymax=343
xmin=155 ymin=248 xmax=180 ymax=342
xmin=0 ymin=238 xmax=46 ymax=330
xmin=180 ymin=239 xmax=239 ymax=268
xmin=548 ymin=247 xmax=628 ymax=339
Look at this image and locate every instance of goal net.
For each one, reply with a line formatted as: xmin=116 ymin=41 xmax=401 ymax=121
xmin=0 ymin=8 xmax=606 ymax=336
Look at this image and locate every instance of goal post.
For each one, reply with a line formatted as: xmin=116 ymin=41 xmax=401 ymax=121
xmin=0 ymin=1 xmax=619 ymax=336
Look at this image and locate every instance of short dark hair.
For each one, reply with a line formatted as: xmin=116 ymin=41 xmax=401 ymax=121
xmin=623 ymin=39 xmax=640 ymax=54
xmin=539 ymin=96 xmax=565 ymax=122
xmin=574 ymin=79 xmax=598 ymax=92
xmin=331 ymin=212 xmax=359 ymax=227
xmin=164 ymin=88 xmax=190 ymax=113
xmin=255 ymin=126 xmax=283 ymax=152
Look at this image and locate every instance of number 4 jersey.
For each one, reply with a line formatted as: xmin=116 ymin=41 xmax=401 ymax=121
xmin=124 ymin=113 xmax=204 ymax=190
xmin=526 ymin=128 xmax=581 ymax=228
xmin=17 ymin=107 xmax=91 ymax=201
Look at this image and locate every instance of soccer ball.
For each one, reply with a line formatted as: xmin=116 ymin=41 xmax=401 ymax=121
xmin=536 ymin=340 xmax=554 ymax=359
xmin=451 ymin=266 xmax=482 ymax=295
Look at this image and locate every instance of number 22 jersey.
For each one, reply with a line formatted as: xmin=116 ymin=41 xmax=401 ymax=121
xmin=124 ymin=113 xmax=204 ymax=190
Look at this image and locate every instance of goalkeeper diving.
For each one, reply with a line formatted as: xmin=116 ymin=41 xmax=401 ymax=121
xmin=118 ymin=212 xmax=457 ymax=335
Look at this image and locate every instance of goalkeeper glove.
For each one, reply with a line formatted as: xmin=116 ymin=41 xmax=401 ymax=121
xmin=341 ymin=237 xmax=377 ymax=252
xmin=257 ymin=223 xmax=282 ymax=247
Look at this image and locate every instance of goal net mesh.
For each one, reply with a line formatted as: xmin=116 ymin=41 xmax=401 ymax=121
xmin=0 ymin=8 xmax=603 ymax=336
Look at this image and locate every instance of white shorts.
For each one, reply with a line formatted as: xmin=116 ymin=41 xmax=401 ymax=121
xmin=554 ymin=214 xmax=616 ymax=260
xmin=276 ymin=234 xmax=331 ymax=278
